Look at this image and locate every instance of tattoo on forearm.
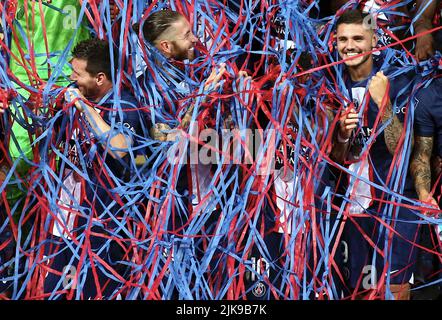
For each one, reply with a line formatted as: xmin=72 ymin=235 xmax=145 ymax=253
xmin=181 ymin=113 xmax=192 ymax=129
xmin=382 ymin=103 xmax=404 ymax=155
xmin=411 ymin=136 xmax=433 ymax=195
xmin=180 ymin=104 xmax=195 ymax=129
xmin=150 ymin=124 xmax=168 ymax=141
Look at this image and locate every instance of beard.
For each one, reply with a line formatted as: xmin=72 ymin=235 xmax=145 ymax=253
xmin=171 ymin=41 xmax=195 ymax=61
xmin=77 ymin=84 xmax=99 ymax=101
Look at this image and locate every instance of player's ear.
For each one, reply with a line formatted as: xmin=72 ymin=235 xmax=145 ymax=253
xmin=371 ymin=33 xmax=377 ymax=48
xmin=158 ymin=39 xmax=172 ymax=56
xmin=96 ymin=72 xmax=107 ymax=86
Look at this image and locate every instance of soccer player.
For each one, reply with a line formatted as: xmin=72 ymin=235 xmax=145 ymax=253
xmin=42 ymin=38 xmax=142 ymax=299
xmin=410 ymin=75 xmax=442 ymax=298
xmin=334 ymin=9 xmax=419 ymax=300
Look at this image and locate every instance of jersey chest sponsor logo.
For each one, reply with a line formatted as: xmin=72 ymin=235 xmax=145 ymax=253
xmin=353 ymin=126 xmax=373 ymax=144
xmin=65 ymin=140 xmax=94 ymax=169
xmin=275 ymin=124 xmax=311 ymax=166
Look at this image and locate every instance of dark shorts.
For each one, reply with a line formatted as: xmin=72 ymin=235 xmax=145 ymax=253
xmin=342 ymin=204 xmax=420 ymax=290
xmin=198 ymin=219 xmax=286 ymax=300
xmin=42 ymin=229 xmax=127 ymax=300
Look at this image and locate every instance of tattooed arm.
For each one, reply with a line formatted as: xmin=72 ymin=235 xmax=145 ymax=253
xmin=149 ymin=122 xmax=180 ymax=142
xmin=65 ymin=88 xmax=132 ymax=159
xmin=380 ymin=101 xmax=407 ymax=155
xmin=410 ymin=135 xmax=439 ymax=207
xmin=368 ymin=71 xmax=410 ymax=155
xmin=150 ymin=65 xmax=227 ymax=142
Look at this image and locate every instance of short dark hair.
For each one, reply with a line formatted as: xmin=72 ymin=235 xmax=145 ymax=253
xmin=142 ymin=10 xmax=184 ymax=44
xmin=72 ymin=38 xmax=115 ymax=79
xmin=336 ymin=9 xmax=371 ymax=29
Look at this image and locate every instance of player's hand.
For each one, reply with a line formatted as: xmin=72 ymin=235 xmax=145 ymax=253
xmin=150 ymin=123 xmax=173 ymax=142
xmin=419 ymin=191 xmax=440 ymax=216
xmin=237 ymin=70 xmax=250 ymax=81
xmin=65 ymin=88 xmax=85 ymax=112
xmin=204 ymin=63 xmax=226 ymax=92
xmin=236 ymin=70 xmax=252 ymax=107
xmin=368 ymin=71 xmax=389 ymax=107
xmin=338 ymin=108 xmax=359 ymax=141
xmin=415 ymin=33 xmax=434 ymax=62
xmin=235 ymin=70 xmax=251 ymax=90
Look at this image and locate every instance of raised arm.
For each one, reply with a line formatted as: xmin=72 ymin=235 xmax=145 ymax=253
xmin=414 ymin=0 xmax=437 ymax=61
xmin=368 ymin=71 xmax=407 ymax=155
xmin=66 ymin=88 xmax=132 ymax=159
xmin=150 ymin=64 xmax=227 ymax=142
xmin=330 ymin=107 xmax=359 ymax=164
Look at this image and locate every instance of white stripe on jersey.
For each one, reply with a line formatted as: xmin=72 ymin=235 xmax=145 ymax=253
xmin=348 ymin=86 xmax=374 ymax=214
xmin=51 ymin=171 xmax=81 ymax=239
xmin=274 ymin=169 xmax=303 ymax=234
xmin=348 ymin=159 xmax=373 ymax=214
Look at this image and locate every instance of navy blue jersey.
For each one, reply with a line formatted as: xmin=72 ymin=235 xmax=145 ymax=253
xmin=138 ymin=66 xmax=191 ymax=125
xmin=137 ymin=69 xmax=192 ymax=196
xmin=414 ymin=77 xmax=442 ymax=157
xmin=80 ymin=89 xmax=142 ymax=222
xmin=264 ymin=98 xmax=334 ymax=234
xmin=340 ymin=60 xmax=422 ymax=289
xmin=48 ymin=89 xmax=142 ymax=251
xmin=344 ymin=59 xmax=416 ymax=213
xmin=45 ymin=89 xmax=141 ymax=297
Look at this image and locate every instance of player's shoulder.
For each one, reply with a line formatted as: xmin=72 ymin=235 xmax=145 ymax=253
xmin=119 ymin=89 xmax=139 ymax=108
xmin=384 ymin=66 xmax=415 ymax=83
xmin=415 ymin=77 xmax=442 ymax=108
xmin=422 ymin=76 xmax=442 ymax=94
xmin=380 ymin=64 xmax=417 ymax=100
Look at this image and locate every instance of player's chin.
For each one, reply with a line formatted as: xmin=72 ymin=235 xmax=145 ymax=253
xmin=344 ymin=58 xmax=364 ymax=67
xmin=187 ymin=48 xmax=195 ymax=61
xmin=78 ymin=87 xmax=90 ymax=98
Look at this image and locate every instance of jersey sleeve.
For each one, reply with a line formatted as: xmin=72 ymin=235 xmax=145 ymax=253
xmin=388 ymin=70 xmax=415 ymax=123
xmin=414 ymin=89 xmax=435 ymax=137
xmin=121 ymin=94 xmax=141 ymax=131
xmin=106 ymin=94 xmax=142 ymax=139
